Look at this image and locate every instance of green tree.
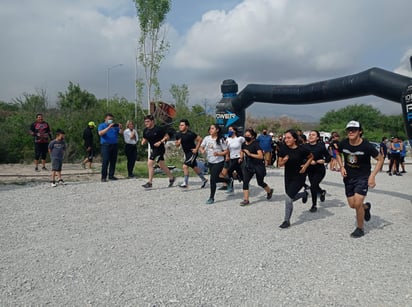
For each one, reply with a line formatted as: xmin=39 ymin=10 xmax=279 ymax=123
xmin=13 ymin=89 xmax=48 ymax=113
xmin=169 ymin=83 xmax=189 ymax=112
xmin=134 ymin=0 xmax=171 ymax=106
xmin=58 ymin=82 xmax=97 ymax=111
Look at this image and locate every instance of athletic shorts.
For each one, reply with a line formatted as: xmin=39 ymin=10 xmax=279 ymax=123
xmin=51 ymin=158 xmax=63 ymax=171
xmin=184 ymin=151 xmax=198 ymax=168
xmin=35 ymin=143 xmax=49 ymax=160
xmin=149 ymin=147 xmax=165 ymax=162
xmin=343 ymin=176 xmax=368 ymax=197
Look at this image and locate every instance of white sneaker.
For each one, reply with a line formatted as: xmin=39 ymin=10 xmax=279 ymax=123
xmin=179 ymin=183 xmax=188 ymax=188
xmin=51 ymin=182 xmax=57 ymax=187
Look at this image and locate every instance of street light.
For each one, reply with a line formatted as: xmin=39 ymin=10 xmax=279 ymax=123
xmin=106 ymin=63 xmax=123 ymax=111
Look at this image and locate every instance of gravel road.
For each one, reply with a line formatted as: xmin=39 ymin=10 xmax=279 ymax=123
xmin=1 ymin=163 xmax=411 ymax=306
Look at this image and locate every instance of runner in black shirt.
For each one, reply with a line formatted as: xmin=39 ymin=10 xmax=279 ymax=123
xmin=239 ymin=128 xmax=273 ymax=206
xmin=336 ymin=120 xmax=383 ymax=238
xmin=304 ymin=130 xmax=331 ymax=212
xmin=277 ymin=129 xmax=313 ymax=228
xmin=141 ymin=115 xmax=175 ymax=188
xmin=175 ymin=119 xmax=208 ymax=188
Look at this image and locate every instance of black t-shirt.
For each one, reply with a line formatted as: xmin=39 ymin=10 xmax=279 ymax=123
xmin=143 ymin=125 xmax=167 ymax=147
xmin=175 ymin=130 xmax=198 ymax=152
xmin=338 ymin=138 xmax=379 ymax=178
xmin=83 ymin=127 xmax=94 ymax=147
xmin=278 ymin=145 xmax=311 ymax=180
xmin=242 ymin=140 xmax=264 ymax=167
xmin=304 ymin=142 xmax=331 ymax=162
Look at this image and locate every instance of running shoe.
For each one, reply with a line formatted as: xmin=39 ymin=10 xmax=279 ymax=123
xmin=309 ymin=206 xmax=317 ymax=213
xmin=350 ymin=228 xmax=364 ymax=238
xmin=364 ymin=202 xmax=371 ymax=221
xmin=320 ymin=190 xmax=326 ymax=202
xmin=142 ymin=182 xmax=152 ymax=188
xmin=200 ymin=179 xmax=208 ymax=189
xmin=168 ymin=176 xmax=175 ymax=187
xmin=205 ymin=198 xmax=214 ymax=204
xmin=239 ymin=200 xmax=250 ymax=206
xmin=267 ymin=188 xmax=273 ymax=200
xmin=279 ymin=221 xmax=290 ymax=229
xmin=179 ymin=183 xmax=188 ymax=188
xmin=58 ymin=179 xmax=66 ymax=185
xmin=218 ymin=186 xmax=227 ymax=190
xmin=42 ymin=167 xmax=48 ymax=171
xmin=35 ymin=167 xmax=40 ymax=172
xmin=302 ymin=190 xmax=308 ymax=204
xmin=51 ymin=182 xmax=57 ymax=187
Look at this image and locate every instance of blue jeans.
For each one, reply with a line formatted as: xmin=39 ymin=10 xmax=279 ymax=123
xmin=101 ymin=143 xmax=118 ymax=179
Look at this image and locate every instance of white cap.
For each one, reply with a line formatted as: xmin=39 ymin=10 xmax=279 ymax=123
xmin=345 ymin=120 xmax=361 ymax=129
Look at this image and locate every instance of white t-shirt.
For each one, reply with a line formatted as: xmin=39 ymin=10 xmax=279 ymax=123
xmin=227 ymin=136 xmax=245 ymax=159
xmin=123 ymin=128 xmax=138 ymax=145
xmin=201 ymin=135 xmax=227 ymax=164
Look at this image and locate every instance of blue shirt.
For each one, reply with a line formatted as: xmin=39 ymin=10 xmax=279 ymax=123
xmin=98 ymin=123 xmax=120 ymax=144
xmin=257 ymin=134 xmax=272 ymax=152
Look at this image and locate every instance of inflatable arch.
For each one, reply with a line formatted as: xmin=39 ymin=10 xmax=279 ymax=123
xmin=215 ymin=67 xmax=412 ymax=139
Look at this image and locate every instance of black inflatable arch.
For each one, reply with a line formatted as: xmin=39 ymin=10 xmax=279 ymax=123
xmin=215 ymin=67 xmax=412 ymax=139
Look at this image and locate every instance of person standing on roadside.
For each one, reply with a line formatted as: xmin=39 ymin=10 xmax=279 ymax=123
xmin=123 ymin=120 xmax=139 ymax=178
xmin=277 ymin=129 xmax=313 ymax=229
xmin=199 ymin=124 xmax=231 ymax=204
xmin=336 ymin=120 xmax=383 ymax=238
xmin=141 ymin=114 xmax=175 ymax=188
xmin=82 ymin=121 xmax=96 ymax=169
xmin=175 ymin=119 xmax=208 ymax=189
xmin=379 ymin=136 xmax=388 ymax=172
xmin=48 ymin=129 xmax=66 ymax=187
xmin=304 ymin=130 xmax=331 ymax=212
xmin=239 ymin=128 xmax=273 ymax=206
xmin=98 ymin=113 xmax=123 ymax=182
xmin=257 ymin=129 xmax=273 ymax=167
xmin=29 ymin=113 xmax=52 ymax=172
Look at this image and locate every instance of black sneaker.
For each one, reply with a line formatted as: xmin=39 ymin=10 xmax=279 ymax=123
xmin=395 ymin=172 xmax=402 ymax=176
xmin=320 ymin=190 xmax=326 ymax=202
xmin=58 ymin=179 xmax=66 ymax=185
xmin=350 ymin=227 xmax=364 ymax=238
xmin=309 ymin=206 xmax=317 ymax=213
xmin=267 ymin=188 xmax=273 ymax=200
xmin=364 ymin=202 xmax=371 ymax=221
xmin=400 ymin=170 xmax=407 ymax=173
xmin=101 ymin=178 xmax=107 ymax=182
xmin=239 ymin=200 xmax=250 ymax=206
xmin=302 ymin=191 xmax=308 ymax=204
xmin=200 ymin=179 xmax=208 ymax=189
xmin=42 ymin=166 xmax=48 ymax=171
xmin=109 ymin=176 xmax=118 ymax=180
xmin=168 ymin=177 xmax=175 ymax=187
xmin=279 ymin=221 xmax=290 ymax=229
xmin=388 ymin=172 xmax=392 ymax=176
xmin=35 ymin=167 xmax=40 ymax=172
xmin=142 ymin=182 xmax=152 ymax=188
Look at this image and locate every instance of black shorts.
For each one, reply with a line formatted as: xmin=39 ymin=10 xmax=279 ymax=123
xmin=344 ymin=176 xmax=369 ymax=197
xmin=149 ymin=147 xmax=166 ymax=162
xmin=35 ymin=143 xmax=48 ymax=160
xmin=184 ymin=151 xmax=198 ymax=168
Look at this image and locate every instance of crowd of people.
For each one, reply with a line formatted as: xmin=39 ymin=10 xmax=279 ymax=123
xmin=29 ymin=113 xmax=408 ymax=238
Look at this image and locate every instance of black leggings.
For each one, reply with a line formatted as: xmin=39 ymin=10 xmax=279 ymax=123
xmin=208 ymin=161 xmax=230 ymax=199
xmin=307 ymin=164 xmax=326 ymax=206
xmin=242 ymin=165 xmax=268 ymax=190
xmin=228 ymin=158 xmax=243 ymax=181
xmin=389 ymin=153 xmax=400 ymax=173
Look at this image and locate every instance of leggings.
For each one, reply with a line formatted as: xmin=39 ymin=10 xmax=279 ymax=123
xmin=389 ymin=153 xmax=400 ymax=173
xmin=228 ymin=158 xmax=243 ymax=181
xmin=307 ymin=164 xmax=326 ymax=206
xmin=208 ymin=161 xmax=230 ymax=199
xmin=284 ymin=191 xmax=307 ymax=222
xmin=242 ymin=165 xmax=268 ymax=190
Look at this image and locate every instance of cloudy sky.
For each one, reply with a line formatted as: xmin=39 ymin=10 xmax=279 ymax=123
xmin=1 ymin=0 xmax=412 ymax=121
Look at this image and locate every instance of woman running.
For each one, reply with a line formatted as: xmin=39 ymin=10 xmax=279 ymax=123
xmin=278 ymin=129 xmax=313 ymax=228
